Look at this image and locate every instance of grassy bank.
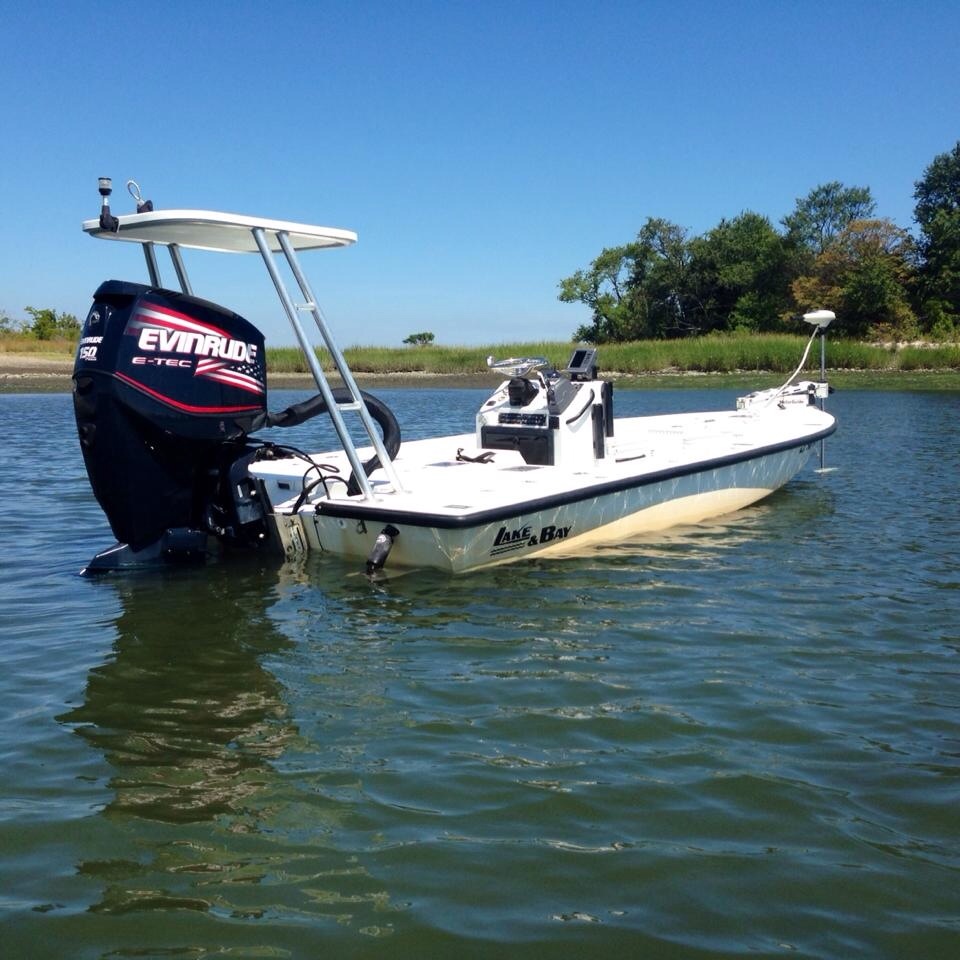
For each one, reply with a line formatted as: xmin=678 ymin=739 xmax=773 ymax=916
xmin=0 ymin=336 xmax=80 ymax=357
xmin=267 ymin=333 xmax=960 ymax=375
xmin=3 ymin=332 xmax=959 ymax=383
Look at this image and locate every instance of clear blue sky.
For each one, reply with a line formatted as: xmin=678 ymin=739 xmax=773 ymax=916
xmin=1 ymin=0 xmax=957 ymax=347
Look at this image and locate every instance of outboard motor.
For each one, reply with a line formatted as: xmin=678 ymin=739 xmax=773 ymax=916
xmin=73 ymin=281 xmax=270 ymax=568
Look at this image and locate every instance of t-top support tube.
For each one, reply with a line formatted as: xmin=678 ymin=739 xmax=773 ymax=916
xmin=275 ymin=231 xmax=404 ymax=493
xmin=169 ymin=244 xmax=193 ymax=296
xmin=142 ymin=242 xmax=161 ymax=288
xmin=251 ymin=226 xmax=378 ymax=500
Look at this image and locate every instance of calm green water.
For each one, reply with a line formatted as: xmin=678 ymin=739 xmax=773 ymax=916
xmin=1 ymin=387 xmax=958 ymax=959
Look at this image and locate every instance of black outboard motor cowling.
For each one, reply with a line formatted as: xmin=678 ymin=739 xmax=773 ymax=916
xmin=73 ymin=281 xmax=269 ymax=555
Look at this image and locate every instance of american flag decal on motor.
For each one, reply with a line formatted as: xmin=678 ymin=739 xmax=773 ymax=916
xmin=194 ymin=357 xmax=265 ymax=395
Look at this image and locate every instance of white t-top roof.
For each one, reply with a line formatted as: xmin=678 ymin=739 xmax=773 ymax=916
xmin=82 ymin=209 xmax=357 ymax=253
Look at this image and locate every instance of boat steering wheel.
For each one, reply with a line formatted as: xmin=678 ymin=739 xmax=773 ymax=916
xmin=486 ymin=355 xmax=550 ymax=378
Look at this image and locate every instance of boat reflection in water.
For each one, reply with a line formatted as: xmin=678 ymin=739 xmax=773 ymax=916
xmin=58 ymin=563 xmax=405 ymax=933
xmin=64 ymin=565 xmax=296 ymax=826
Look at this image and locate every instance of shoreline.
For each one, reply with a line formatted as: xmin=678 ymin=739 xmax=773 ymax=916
xmin=1 ymin=353 xmax=957 ymax=393
xmin=0 ymin=355 xmax=499 ymax=393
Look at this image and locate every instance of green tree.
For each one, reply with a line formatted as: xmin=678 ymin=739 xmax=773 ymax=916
xmin=402 ymin=331 xmax=435 ymax=346
xmin=687 ymin=212 xmax=793 ymax=333
xmin=913 ymin=141 xmax=960 ymax=332
xmin=782 ymin=182 xmax=876 ymax=256
xmin=629 ymin=218 xmax=699 ymax=338
xmin=791 ymin=219 xmax=917 ymax=338
xmin=558 ymin=242 xmax=643 ymax=343
xmin=24 ymin=306 xmax=81 ymax=340
xmin=558 ymin=219 xmax=696 ymax=342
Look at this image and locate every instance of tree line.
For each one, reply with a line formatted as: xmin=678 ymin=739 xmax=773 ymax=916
xmin=559 ymin=142 xmax=960 ymax=343
xmin=0 ymin=306 xmax=80 ymax=340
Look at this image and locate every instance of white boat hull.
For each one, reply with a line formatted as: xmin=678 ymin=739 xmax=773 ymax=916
xmin=257 ymin=406 xmax=830 ymax=573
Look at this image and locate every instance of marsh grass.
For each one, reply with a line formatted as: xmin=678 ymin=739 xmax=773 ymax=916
xmin=3 ymin=331 xmax=958 ymax=374
xmin=896 ymin=343 xmax=960 ymax=370
xmin=0 ymin=336 xmax=80 ymax=356
xmin=266 ymin=334 xmax=960 ymax=375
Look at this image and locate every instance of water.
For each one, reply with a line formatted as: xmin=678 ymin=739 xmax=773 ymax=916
xmin=1 ymin=386 xmax=958 ymax=959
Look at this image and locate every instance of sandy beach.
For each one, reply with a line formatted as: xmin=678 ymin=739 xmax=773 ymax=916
xmin=0 ymin=354 xmax=75 ymax=392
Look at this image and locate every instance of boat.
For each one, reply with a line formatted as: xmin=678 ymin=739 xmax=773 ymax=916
xmin=73 ymin=178 xmax=837 ymax=575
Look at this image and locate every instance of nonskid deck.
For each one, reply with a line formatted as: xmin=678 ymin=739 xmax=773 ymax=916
xmin=252 ymin=407 xmax=832 ymax=518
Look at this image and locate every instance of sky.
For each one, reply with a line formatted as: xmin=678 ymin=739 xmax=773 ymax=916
xmin=1 ymin=0 xmax=957 ymax=348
